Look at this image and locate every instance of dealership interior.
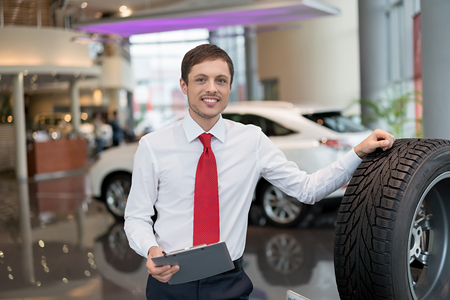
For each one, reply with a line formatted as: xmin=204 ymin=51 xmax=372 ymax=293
xmin=1 ymin=0 xmax=450 ymax=299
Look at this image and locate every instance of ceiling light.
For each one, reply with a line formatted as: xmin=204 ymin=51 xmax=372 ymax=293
xmin=81 ymin=2 xmax=87 ymax=9
xmin=93 ymin=89 xmax=102 ymax=106
xmin=119 ymin=5 xmax=132 ymax=17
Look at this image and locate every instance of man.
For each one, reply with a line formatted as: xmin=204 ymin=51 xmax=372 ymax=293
xmin=93 ymin=112 xmax=104 ymax=154
xmin=108 ymin=110 xmax=124 ymax=147
xmin=124 ymin=44 xmax=395 ymax=300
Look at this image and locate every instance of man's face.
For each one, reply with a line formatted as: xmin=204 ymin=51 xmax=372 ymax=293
xmin=180 ymin=59 xmax=232 ymax=128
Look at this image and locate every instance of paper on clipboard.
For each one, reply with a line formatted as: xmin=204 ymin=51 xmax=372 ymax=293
xmin=287 ymin=290 xmax=310 ymax=300
xmin=151 ymin=241 xmax=234 ymax=285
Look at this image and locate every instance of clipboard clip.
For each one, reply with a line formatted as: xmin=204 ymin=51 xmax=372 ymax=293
xmin=169 ymin=244 xmax=207 ymax=255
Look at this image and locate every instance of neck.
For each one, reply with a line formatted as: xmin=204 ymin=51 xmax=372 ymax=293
xmin=189 ymin=109 xmax=220 ymax=132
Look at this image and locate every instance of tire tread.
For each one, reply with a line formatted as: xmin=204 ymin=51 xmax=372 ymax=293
xmin=334 ymin=138 xmax=450 ymax=299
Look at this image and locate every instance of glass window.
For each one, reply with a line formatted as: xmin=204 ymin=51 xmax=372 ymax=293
xmin=385 ymin=0 xmax=418 ymax=85
xmin=261 ymin=78 xmax=279 ymax=100
xmin=222 ymin=113 xmax=296 ymax=137
xmin=129 ymin=27 xmax=247 ymax=135
xmin=302 ymin=112 xmax=368 ymax=133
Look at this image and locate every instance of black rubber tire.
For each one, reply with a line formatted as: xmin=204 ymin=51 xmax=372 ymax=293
xmin=102 ymin=173 xmax=131 ymax=219
xmin=258 ymin=180 xmax=310 ymax=228
xmin=334 ymin=138 xmax=450 ymax=300
xmin=255 ymin=231 xmax=315 ymax=286
xmin=96 ymin=222 xmax=143 ymax=272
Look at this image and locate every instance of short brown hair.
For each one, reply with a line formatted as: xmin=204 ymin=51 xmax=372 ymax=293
xmin=181 ymin=44 xmax=234 ymax=85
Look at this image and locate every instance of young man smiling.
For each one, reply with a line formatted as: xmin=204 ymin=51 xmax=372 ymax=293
xmin=124 ymin=44 xmax=395 ymax=300
xmin=179 ymin=46 xmax=233 ymax=131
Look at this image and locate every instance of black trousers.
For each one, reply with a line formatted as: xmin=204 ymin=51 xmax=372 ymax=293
xmin=146 ymin=269 xmax=253 ymax=300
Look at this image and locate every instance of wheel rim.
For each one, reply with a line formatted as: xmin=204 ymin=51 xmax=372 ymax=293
xmin=105 ymin=178 xmax=130 ymax=217
xmin=262 ymin=185 xmax=302 ymax=224
xmin=408 ymin=171 xmax=450 ymax=299
xmin=108 ymin=223 xmax=129 ymax=259
xmin=265 ymin=233 xmax=304 ymax=275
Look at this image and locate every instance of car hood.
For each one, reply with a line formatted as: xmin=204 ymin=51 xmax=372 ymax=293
xmin=95 ymin=143 xmax=138 ymax=162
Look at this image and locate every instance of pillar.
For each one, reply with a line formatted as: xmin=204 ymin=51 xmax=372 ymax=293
xmin=421 ymin=0 xmax=450 ymax=139
xmin=358 ymin=0 xmax=389 ymax=129
xmin=12 ymin=73 xmax=35 ymax=284
xmin=70 ymin=79 xmax=81 ymax=135
xmin=245 ymin=27 xmax=261 ymax=101
xmin=13 ymin=73 xmax=27 ymax=182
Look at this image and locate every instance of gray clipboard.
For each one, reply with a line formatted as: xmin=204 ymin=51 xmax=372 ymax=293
xmin=151 ymin=241 xmax=234 ymax=285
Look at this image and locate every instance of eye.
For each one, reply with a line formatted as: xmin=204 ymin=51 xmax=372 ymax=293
xmin=217 ymin=78 xmax=227 ymax=84
xmin=195 ymin=78 xmax=205 ymax=82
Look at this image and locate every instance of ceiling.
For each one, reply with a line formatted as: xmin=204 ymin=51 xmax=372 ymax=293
xmin=73 ymin=0 xmax=340 ymax=37
xmin=0 ymin=0 xmax=339 ymax=93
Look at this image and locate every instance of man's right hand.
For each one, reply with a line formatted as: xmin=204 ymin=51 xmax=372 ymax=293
xmin=146 ymin=246 xmax=180 ymax=283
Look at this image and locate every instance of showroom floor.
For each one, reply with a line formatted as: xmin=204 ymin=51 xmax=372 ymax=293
xmin=0 ymin=171 xmax=341 ymax=300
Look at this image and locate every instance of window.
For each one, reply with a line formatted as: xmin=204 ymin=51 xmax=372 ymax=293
xmin=222 ymin=113 xmax=296 ymax=137
xmin=302 ymin=112 xmax=368 ymax=133
xmin=261 ymin=78 xmax=279 ymax=101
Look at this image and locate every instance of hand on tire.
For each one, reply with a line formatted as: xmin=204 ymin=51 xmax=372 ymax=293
xmin=354 ymin=129 xmax=395 ymax=158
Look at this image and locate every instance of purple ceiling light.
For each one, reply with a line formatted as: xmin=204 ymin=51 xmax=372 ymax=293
xmin=73 ymin=0 xmax=340 ymax=37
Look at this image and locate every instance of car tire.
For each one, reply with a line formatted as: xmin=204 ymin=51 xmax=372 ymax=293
xmin=334 ymin=138 xmax=450 ymax=300
xmin=258 ymin=180 xmax=310 ymax=228
xmin=97 ymin=222 xmax=143 ymax=272
xmin=256 ymin=232 xmax=315 ymax=286
xmin=102 ymin=173 xmax=131 ymax=219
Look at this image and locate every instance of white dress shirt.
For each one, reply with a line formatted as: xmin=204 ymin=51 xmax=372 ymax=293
xmin=124 ymin=112 xmax=362 ymax=260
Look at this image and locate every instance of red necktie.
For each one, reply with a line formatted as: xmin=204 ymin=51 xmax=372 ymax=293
xmin=193 ymin=133 xmax=220 ymax=246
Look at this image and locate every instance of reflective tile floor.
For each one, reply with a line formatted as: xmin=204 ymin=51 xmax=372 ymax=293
xmin=0 ymin=171 xmax=341 ymax=300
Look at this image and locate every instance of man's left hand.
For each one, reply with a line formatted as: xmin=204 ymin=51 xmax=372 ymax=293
xmin=354 ymin=129 xmax=395 ymax=159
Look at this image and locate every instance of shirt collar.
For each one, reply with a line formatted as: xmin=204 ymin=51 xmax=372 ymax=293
xmin=183 ymin=110 xmax=226 ymax=143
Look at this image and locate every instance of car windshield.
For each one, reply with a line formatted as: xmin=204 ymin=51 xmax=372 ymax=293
xmin=222 ymin=113 xmax=296 ymax=137
xmin=302 ymin=111 xmax=368 ymax=133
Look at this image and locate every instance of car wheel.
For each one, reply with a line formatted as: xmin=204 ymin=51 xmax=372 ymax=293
xmin=334 ymin=138 xmax=450 ymax=300
xmin=258 ymin=181 xmax=310 ymax=228
xmin=97 ymin=222 xmax=143 ymax=272
xmin=102 ymin=173 xmax=131 ymax=219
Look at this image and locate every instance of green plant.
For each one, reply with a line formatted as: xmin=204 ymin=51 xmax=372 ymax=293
xmin=360 ymin=90 xmax=422 ymax=138
xmin=0 ymin=94 xmax=13 ymax=123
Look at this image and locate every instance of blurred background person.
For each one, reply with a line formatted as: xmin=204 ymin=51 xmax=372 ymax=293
xmin=109 ymin=110 xmax=125 ymax=147
xmin=93 ymin=112 xmax=104 ymax=154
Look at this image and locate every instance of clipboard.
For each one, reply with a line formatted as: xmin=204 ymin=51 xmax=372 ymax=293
xmin=287 ymin=290 xmax=310 ymax=300
xmin=151 ymin=241 xmax=234 ymax=284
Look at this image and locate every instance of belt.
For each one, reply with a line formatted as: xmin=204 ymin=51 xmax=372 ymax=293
xmin=221 ymin=256 xmax=244 ymax=274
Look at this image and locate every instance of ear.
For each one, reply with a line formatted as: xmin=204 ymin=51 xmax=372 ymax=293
xmin=180 ymin=78 xmax=188 ymax=95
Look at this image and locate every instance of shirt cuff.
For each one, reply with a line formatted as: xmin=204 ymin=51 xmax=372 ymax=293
xmin=340 ymin=148 xmax=363 ymax=174
xmin=142 ymin=241 xmax=159 ymax=258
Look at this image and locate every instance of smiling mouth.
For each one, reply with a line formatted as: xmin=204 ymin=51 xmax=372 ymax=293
xmin=202 ymin=98 xmax=218 ymax=103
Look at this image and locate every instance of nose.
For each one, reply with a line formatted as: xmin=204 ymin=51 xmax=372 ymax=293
xmin=206 ymin=80 xmax=218 ymax=94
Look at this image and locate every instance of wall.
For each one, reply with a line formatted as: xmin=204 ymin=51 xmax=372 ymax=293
xmin=257 ymin=0 xmax=360 ymax=114
xmin=0 ymin=124 xmax=15 ymax=172
xmin=27 ymin=91 xmax=111 ymax=119
xmin=0 ymin=27 xmax=93 ymax=67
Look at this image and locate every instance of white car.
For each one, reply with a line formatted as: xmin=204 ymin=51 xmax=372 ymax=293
xmin=89 ymin=101 xmax=371 ymax=227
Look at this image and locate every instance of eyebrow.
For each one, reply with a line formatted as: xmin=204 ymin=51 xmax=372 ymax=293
xmin=194 ymin=73 xmax=229 ymax=80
